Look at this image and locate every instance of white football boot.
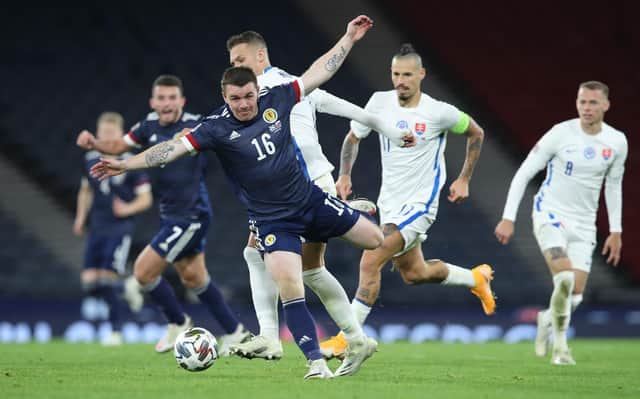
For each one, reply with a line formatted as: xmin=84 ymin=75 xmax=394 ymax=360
xmin=218 ymin=324 xmax=252 ymax=357
xmin=154 ymin=314 xmax=193 ymax=353
xmin=551 ymin=348 xmax=576 ymax=365
xmin=347 ymin=198 xmax=377 ymax=215
xmin=335 ymin=336 xmax=378 ymax=377
xmin=230 ymin=335 xmax=283 ymax=360
xmin=304 ymin=359 xmax=334 ymax=380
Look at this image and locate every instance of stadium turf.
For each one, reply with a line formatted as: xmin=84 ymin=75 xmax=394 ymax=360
xmin=1 ymin=340 xmax=638 ymax=399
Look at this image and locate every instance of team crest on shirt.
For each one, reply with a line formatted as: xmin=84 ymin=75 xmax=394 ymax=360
xmin=263 ymin=108 xmax=278 ymax=123
xmin=264 ymin=234 xmax=276 ymax=247
xmin=583 ymin=146 xmax=596 ymax=159
xmin=415 ymin=122 xmax=426 ymax=136
xmin=602 ymin=148 xmax=612 ymax=160
xmin=396 ymin=120 xmax=409 ymax=129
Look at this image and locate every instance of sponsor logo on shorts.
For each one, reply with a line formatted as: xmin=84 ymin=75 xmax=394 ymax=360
xmin=262 ymin=108 xmax=278 ymax=123
xmin=264 ymin=234 xmax=276 ymax=247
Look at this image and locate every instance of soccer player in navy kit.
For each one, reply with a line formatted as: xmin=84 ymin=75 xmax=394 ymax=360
xmin=76 ymin=76 xmax=250 ymax=354
xmin=91 ymin=16 xmax=379 ymax=379
xmin=73 ymin=112 xmax=153 ymax=346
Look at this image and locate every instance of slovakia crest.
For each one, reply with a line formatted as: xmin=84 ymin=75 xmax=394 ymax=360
xmin=415 ymin=122 xmax=426 ymax=136
xmin=602 ymin=148 xmax=612 ymax=160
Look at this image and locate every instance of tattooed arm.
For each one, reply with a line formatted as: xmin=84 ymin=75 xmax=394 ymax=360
xmin=89 ymin=138 xmax=189 ymax=180
xmin=300 ymin=15 xmax=373 ymax=94
xmin=448 ymin=117 xmax=485 ymax=203
xmin=335 ymin=131 xmax=361 ymax=200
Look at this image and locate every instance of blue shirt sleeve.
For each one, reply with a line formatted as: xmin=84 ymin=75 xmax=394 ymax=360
xmin=183 ymin=120 xmax=217 ymax=153
xmin=127 ymin=120 xmax=150 ymax=146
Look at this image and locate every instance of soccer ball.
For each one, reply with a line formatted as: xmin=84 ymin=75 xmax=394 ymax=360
xmin=174 ymin=327 xmax=218 ymax=372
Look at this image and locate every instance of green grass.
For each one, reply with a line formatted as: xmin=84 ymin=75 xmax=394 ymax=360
xmin=1 ymin=340 xmax=639 ymax=399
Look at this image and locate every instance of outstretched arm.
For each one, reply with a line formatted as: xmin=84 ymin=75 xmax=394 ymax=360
xmin=448 ymin=117 xmax=485 ymax=203
xmin=335 ymin=131 xmax=361 ymax=200
xmin=76 ymin=130 xmax=131 ymax=155
xmin=90 ymin=138 xmax=189 ymax=180
xmin=311 ymin=89 xmax=415 ymax=147
xmin=300 ymin=15 xmax=373 ymax=94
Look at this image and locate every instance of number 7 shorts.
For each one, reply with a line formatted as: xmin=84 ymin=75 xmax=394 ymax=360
xmin=150 ymin=216 xmax=210 ymax=263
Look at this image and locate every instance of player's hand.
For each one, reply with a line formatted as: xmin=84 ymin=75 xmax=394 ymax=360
xmin=448 ymin=178 xmax=469 ymax=203
xmin=90 ymin=158 xmax=126 ymax=181
xmin=76 ymin=130 xmax=96 ymax=150
xmin=112 ymin=197 xmax=130 ymax=218
xmin=72 ymin=220 xmax=85 ymax=236
xmin=336 ymin=174 xmax=353 ymax=200
xmin=495 ymin=219 xmax=515 ymax=245
xmin=602 ymin=232 xmax=622 ymax=266
xmin=400 ymin=130 xmax=416 ymax=148
xmin=346 ymin=15 xmax=374 ymax=42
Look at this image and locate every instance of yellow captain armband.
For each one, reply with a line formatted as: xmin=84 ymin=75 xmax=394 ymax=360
xmin=450 ymin=112 xmax=470 ymax=134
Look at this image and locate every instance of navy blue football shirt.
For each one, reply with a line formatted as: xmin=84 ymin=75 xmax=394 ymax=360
xmin=84 ymin=151 xmax=150 ymax=234
xmin=183 ymin=81 xmax=313 ymax=221
xmin=125 ymin=112 xmax=212 ymax=220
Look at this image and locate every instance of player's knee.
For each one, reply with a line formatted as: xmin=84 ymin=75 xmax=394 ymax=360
xmin=133 ymin=265 xmax=157 ymax=286
xmin=178 ymin=267 xmax=206 ymax=289
xmin=399 ymin=267 xmax=421 ymax=285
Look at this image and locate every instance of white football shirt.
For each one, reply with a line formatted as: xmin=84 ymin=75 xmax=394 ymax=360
xmin=502 ymin=118 xmax=627 ymax=232
xmin=351 ymin=90 xmax=465 ymax=216
xmin=258 ymin=66 xmax=334 ymax=180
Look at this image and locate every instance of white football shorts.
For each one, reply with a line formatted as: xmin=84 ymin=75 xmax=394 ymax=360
xmin=532 ymin=211 xmax=596 ymax=273
xmin=380 ymin=202 xmax=435 ymax=257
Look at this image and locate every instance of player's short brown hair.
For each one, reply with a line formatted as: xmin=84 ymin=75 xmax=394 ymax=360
xmin=226 ymin=31 xmax=267 ymax=51
xmin=221 ymin=66 xmax=258 ymax=91
xmin=152 ymin=74 xmax=184 ymax=96
xmin=97 ymin=112 xmax=124 ymax=130
xmin=579 ymin=81 xmax=609 ymax=98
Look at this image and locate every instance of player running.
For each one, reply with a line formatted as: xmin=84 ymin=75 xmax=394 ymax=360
xmin=320 ymin=44 xmax=495 ymax=359
xmin=495 ymin=81 xmax=627 ymax=365
xmin=73 ymin=111 xmax=152 ymax=346
xmin=76 ymin=76 xmax=250 ymax=354
xmin=90 ymin=15 xmax=401 ymax=379
xmin=224 ymin=30 xmax=414 ymax=361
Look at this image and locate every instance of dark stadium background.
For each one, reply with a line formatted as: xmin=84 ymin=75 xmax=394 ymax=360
xmin=0 ymin=0 xmax=637 ymax=343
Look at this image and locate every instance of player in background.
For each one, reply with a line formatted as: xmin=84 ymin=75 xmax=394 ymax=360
xmin=76 ymin=76 xmax=250 ymax=354
xmin=495 ymin=81 xmax=627 ymax=365
xmin=73 ymin=112 xmax=152 ymax=346
xmin=225 ymin=30 xmax=414 ymax=360
xmin=320 ymin=44 xmax=495 ymax=359
xmin=90 ymin=15 xmax=399 ymax=379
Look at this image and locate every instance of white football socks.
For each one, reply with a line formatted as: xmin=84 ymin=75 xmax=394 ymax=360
xmin=243 ymin=246 xmax=280 ymax=342
xmin=550 ymin=270 xmax=575 ymax=351
xmin=303 ymin=267 xmax=364 ymax=342
xmin=441 ymin=263 xmax=475 ymax=287
xmin=351 ymin=298 xmax=372 ymax=326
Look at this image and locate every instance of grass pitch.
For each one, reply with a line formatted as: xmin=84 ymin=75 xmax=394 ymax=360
xmin=1 ymin=339 xmax=639 ymax=399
